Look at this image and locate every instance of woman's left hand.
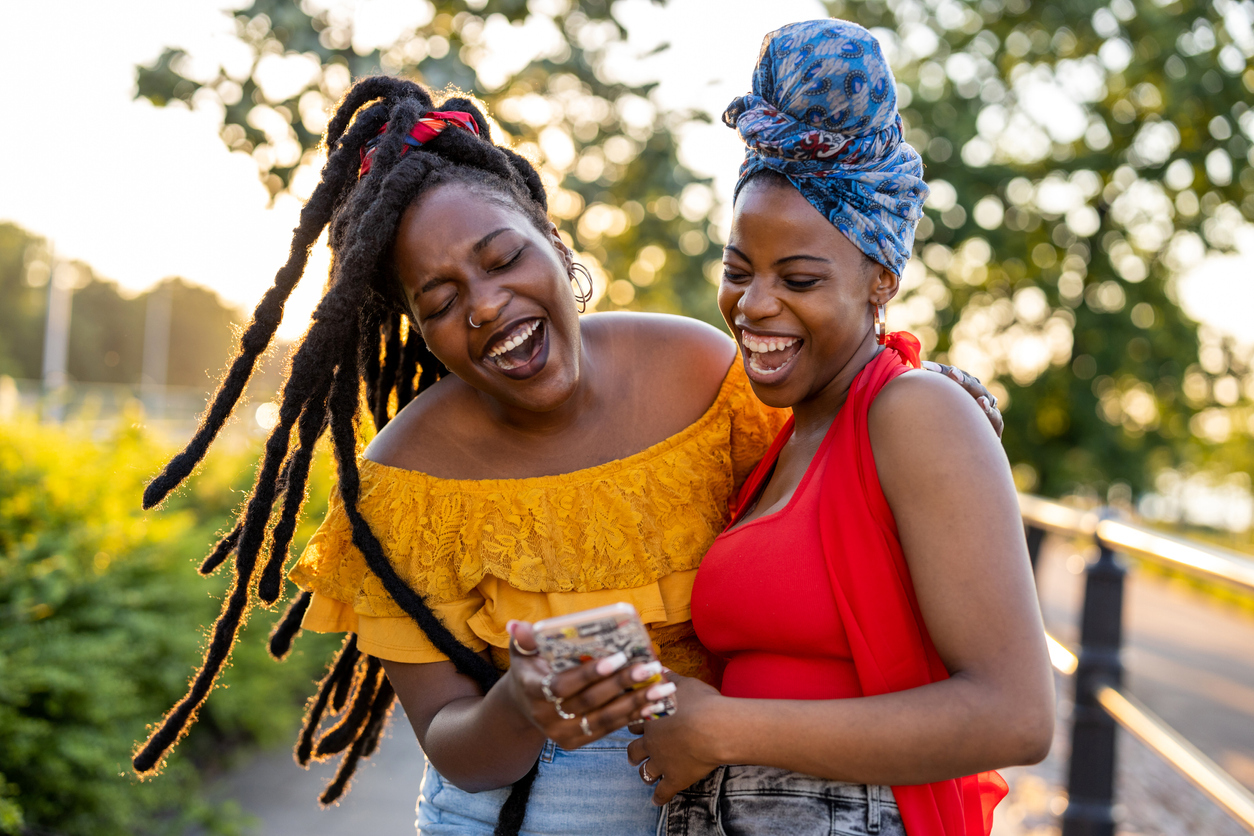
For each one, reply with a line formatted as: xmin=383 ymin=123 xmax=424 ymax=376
xmin=922 ymin=361 xmax=1004 ymax=438
xmin=626 ymin=674 xmax=725 ymax=806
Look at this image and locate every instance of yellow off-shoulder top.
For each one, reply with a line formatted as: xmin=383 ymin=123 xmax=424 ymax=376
xmin=288 ymin=359 xmax=788 ymax=679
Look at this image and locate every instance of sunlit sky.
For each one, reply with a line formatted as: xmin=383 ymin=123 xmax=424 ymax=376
xmin=0 ymin=0 xmax=1250 ymax=342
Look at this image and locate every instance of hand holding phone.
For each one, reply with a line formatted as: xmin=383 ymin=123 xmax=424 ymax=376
xmin=533 ymin=603 xmax=677 ymax=720
xmin=505 ymin=605 xmax=678 ymax=749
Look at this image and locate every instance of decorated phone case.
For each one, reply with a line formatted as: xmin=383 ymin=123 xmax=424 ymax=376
xmin=533 ymin=602 xmax=676 ymax=719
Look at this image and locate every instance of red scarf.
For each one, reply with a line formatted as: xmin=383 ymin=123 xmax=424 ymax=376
xmin=746 ymin=333 xmax=1007 ymax=834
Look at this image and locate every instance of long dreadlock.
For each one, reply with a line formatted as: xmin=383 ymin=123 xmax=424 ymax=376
xmin=134 ymin=75 xmax=559 ymax=833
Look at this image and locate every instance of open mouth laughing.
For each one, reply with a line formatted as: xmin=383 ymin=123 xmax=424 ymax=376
xmin=482 ymin=317 xmax=548 ymax=378
xmin=740 ymin=329 xmax=802 ymax=382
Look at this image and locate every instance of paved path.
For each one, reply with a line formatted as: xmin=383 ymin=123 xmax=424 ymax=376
xmin=208 ymin=533 xmax=1254 ymax=834
xmin=205 ymin=710 xmax=427 ymax=835
xmin=1035 ymin=534 xmax=1254 ymax=792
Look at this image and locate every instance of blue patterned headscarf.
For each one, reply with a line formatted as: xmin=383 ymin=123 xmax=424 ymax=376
xmin=723 ymin=19 xmax=928 ymax=276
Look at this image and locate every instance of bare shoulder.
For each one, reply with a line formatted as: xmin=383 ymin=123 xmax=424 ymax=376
xmin=583 ymin=311 xmax=735 ymax=357
xmin=584 ymin=311 xmax=737 ymax=389
xmin=869 ymin=368 xmax=1012 ymax=504
xmin=363 ymin=374 xmax=478 ymax=470
xmin=869 ymin=369 xmax=1006 ymax=473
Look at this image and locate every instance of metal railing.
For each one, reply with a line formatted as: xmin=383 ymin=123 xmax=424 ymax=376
xmin=1019 ymin=493 xmax=1254 ymax=835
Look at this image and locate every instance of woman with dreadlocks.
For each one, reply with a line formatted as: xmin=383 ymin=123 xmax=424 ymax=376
xmin=131 ymin=73 xmax=1000 ymax=836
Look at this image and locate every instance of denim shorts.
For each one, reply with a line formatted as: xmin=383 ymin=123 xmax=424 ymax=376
xmin=661 ymin=765 xmax=904 ymax=836
xmin=415 ymin=726 xmax=660 ymax=835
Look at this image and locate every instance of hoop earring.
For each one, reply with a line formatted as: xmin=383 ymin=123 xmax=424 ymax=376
xmin=873 ymin=303 xmax=887 ymax=345
xmin=570 ymin=262 xmax=594 ymax=313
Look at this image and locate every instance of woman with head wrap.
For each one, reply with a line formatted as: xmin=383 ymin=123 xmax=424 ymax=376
xmin=625 ymin=20 xmax=1054 ymax=836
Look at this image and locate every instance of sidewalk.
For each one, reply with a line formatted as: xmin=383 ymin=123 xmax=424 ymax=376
xmin=992 ymin=673 xmax=1248 ymax=836
xmin=206 ymin=709 xmax=427 ymax=835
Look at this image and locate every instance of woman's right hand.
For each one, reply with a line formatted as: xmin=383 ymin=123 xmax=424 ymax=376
xmin=504 ymin=621 xmax=677 ymax=750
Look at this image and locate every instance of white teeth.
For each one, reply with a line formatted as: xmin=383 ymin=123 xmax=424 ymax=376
xmin=740 ymin=333 xmax=798 ymax=355
xmin=487 ymin=320 xmax=539 ymax=358
xmin=748 ymin=351 xmax=797 ymax=376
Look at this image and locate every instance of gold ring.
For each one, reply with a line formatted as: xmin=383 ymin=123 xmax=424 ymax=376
xmin=509 ymin=634 xmax=539 ymax=657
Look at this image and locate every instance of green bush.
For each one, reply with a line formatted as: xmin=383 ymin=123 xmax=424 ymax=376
xmin=0 ymin=419 xmax=338 ymax=836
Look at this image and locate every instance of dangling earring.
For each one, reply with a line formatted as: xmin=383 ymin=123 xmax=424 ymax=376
xmin=570 ymin=262 xmax=593 ymax=313
xmin=873 ymin=302 xmax=887 ymax=345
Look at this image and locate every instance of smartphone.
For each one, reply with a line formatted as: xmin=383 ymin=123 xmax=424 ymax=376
xmin=532 ymin=602 xmax=676 ymax=718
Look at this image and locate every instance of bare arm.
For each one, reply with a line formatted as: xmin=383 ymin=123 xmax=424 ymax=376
xmin=383 ymin=654 xmax=544 ymax=792
xmin=386 ymin=623 xmax=668 ymax=792
xmin=630 ymin=371 xmax=1052 ymax=802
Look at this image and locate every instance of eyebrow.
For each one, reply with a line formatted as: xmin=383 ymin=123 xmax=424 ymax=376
xmin=723 ymin=245 xmax=831 ymax=267
xmin=418 ymin=228 xmax=514 ymax=294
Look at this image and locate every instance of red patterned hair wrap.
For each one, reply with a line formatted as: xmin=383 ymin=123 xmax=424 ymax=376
xmin=358 ymin=110 xmax=481 ymax=178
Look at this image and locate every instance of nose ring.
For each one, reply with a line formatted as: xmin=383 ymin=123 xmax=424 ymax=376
xmin=468 ymin=313 xmax=482 ymax=329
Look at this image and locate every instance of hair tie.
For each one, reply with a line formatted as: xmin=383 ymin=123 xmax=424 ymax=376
xmin=359 ymin=110 xmax=481 ymax=178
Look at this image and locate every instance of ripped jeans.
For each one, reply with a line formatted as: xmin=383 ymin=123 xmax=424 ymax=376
xmin=661 ymin=765 xmax=905 ymax=836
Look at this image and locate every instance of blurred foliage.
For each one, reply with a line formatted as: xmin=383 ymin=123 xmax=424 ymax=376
xmin=135 ymin=0 xmax=725 ymax=325
xmin=0 ymin=419 xmax=337 ymax=835
xmin=822 ymin=0 xmax=1254 ymax=496
xmin=135 ymin=0 xmax=1254 ymax=496
xmin=0 ymin=223 xmax=244 ymax=389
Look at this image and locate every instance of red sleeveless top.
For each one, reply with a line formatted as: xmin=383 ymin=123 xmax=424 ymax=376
xmin=692 ymin=379 xmax=861 ymax=701
xmin=691 ymin=334 xmax=1006 ymax=836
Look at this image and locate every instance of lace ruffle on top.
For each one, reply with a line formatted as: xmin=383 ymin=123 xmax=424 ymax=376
xmin=289 ymin=359 xmax=787 ymax=679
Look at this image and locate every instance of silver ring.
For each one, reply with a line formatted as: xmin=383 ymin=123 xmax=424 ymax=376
xmin=554 ymin=699 xmax=577 ymax=721
xmin=509 ymin=635 xmax=539 ymax=657
xmin=540 ymin=672 xmax=559 ymax=703
xmin=580 ymin=716 xmax=593 ymax=736
xmin=639 ymin=760 xmax=657 ymax=784
xmin=989 ymin=395 xmax=999 ymax=410
xmin=468 ymin=313 xmax=482 ymax=328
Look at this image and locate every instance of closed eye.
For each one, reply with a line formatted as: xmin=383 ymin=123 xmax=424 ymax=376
xmin=425 ymin=294 xmax=456 ymax=320
xmin=490 ymin=247 xmax=525 ymax=272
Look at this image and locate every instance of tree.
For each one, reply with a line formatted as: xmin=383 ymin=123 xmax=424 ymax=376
xmin=135 ymin=0 xmax=726 ymax=325
xmin=136 ymin=0 xmax=1254 ymax=498
xmin=820 ymin=0 xmax=1254 ymax=496
xmin=0 ymin=224 xmax=52 ymax=381
xmin=0 ymin=222 xmax=244 ymax=391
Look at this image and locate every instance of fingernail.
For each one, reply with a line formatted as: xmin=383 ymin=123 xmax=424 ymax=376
xmin=632 ymin=661 xmax=663 ymax=682
xmin=596 ymin=651 xmax=629 ymax=676
xmin=950 ymin=368 xmax=962 ymax=380
xmin=978 ymin=396 xmax=990 ymax=410
xmin=643 ymin=701 xmax=667 ymax=715
xmin=646 ymin=681 xmax=677 ymax=700
xmin=506 ymin=620 xmax=518 ymax=635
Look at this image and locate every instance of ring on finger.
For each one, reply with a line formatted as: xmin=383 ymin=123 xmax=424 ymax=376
xmin=510 ymin=634 xmax=540 ymax=657
xmin=580 ymin=715 xmax=593 ymax=736
xmin=540 ymin=672 xmax=559 ymax=704
xmin=554 ymin=698 xmax=577 ymax=721
xmin=639 ymin=760 xmax=657 ymax=784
